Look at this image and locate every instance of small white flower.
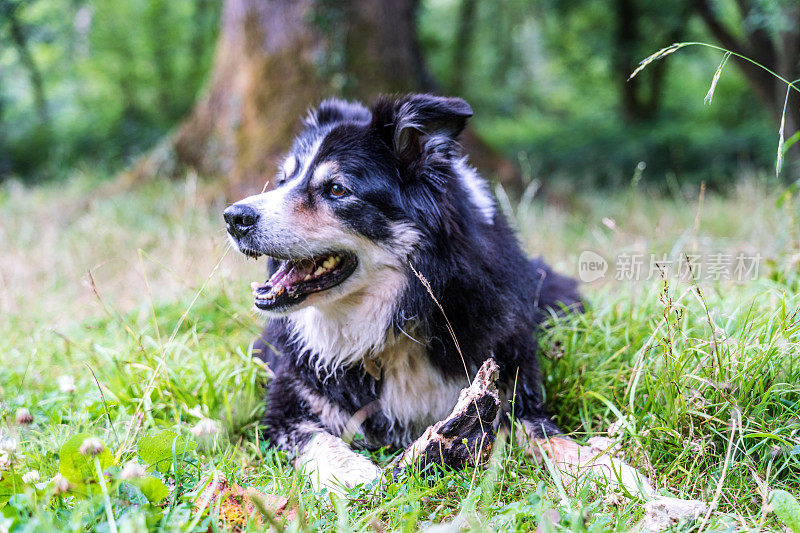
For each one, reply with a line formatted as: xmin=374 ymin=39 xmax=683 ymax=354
xmin=120 ymin=461 xmax=147 ymax=480
xmin=79 ymin=437 xmax=104 ymax=456
xmin=186 ymin=405 xmax=206 ymax=419
xmin=0 ymin=438 xmax=18 ymax=454
xmin=22 ymin=470 xmax=40 ymax=484
xmin=0 ymin=438 xmax=21 ymax=470
xmin=190 ymin=418 xmax=220 ymax=437
xmin=58 ymin=375 xmax=76 ymax=394
xmin=52 ymin=473 xmax=70 ymax=494
xmin=15 ymin=408 xmax=33 ymax=425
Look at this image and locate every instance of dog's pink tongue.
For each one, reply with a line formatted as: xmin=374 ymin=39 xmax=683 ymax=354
xmin=253 ymin=260 xmax=314 ymax=296
xmin=269 ymin=262 xmax=294 ymax=287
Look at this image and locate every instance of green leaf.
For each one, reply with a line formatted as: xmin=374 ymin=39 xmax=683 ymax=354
xmin=776 ymin=182 xmax=797 ymax=208
xmin=783 ymin=131 xmax=800 ymax=153
xmin=770 ymin=489 xmax=800 ymax=533
xmin=0 ymin=472 xmax=24 ymax=505
xmin=136 ymin=431 xmax=196 ymax=474
xmin=129 ymin=477 xmax=169 ymax=504
xmin=58 ymin=433 xmax=114 ymax=485
xmin=118 ymin=481 xmax=149 ymax=506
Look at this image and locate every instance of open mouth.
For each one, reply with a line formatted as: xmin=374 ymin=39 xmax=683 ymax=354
xmin=250 ymin=252 xmax=358 ymax=311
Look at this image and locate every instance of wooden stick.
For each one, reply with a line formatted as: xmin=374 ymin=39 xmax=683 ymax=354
xmin=396 ymin=358 xmax=500 ymax=469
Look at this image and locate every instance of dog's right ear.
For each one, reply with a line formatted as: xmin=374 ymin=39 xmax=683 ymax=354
xmin=371 ymin=94 xmax=473 ymax=169
xmin=304 ymin=98 xmax=371 ymax=128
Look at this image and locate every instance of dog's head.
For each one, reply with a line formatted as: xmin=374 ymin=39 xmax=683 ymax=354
xmin=224 ymin=94 xmax=475 ymax=316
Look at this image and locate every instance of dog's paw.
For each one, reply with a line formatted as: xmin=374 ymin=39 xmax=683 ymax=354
xmin=296 ymin=432 xmax=383 ymax=496
xmin=534 ymin=436 xmax=654 ymax=497
xmin=578 ymin=446 xmax=654 ymax=497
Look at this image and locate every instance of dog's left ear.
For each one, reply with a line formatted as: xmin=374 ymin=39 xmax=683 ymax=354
xmin=372 ymin=94 xmax=473 ymax=168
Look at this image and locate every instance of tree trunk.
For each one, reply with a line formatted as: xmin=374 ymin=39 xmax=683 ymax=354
xmin=614 ymin=0 xmax=644 ymax=122
xmin=614 ymin=0 xmax=687 ymax=123
xmin=129 ymin=0 xmax=518 ymax=197
xmin=4 ymin=1 xmax=49 ymax=126
xmin=450 ymin=0 xmax=477 ymax=95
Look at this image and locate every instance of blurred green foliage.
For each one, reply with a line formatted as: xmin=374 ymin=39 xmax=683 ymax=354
xmin=0 ymin=0 xmax=219 ymax=180
xmin=419 ymin=0 xmax=778 ymax=185
xmin=0 ymin=0 xmax=792 ymax=184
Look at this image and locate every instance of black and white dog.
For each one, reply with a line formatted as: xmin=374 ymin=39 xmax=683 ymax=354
xmin=223 ymin=94 xmax=599 ymax=492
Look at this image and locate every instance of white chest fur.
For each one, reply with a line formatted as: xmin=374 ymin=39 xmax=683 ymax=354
xmin=287 ymin=265 xmax=408 ymax=374
xmin=377 ymin=331 xmax=466 ymax=442
xmin=286 ymin=261 xmax=465 ymax=444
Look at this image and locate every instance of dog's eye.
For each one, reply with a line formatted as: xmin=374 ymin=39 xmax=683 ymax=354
xmin=328 ymin=183 xmax=349 ymax=198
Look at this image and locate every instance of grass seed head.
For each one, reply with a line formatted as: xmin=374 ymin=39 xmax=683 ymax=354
xmin=628 ymin=43 xmax=687 ymax=81
xmin=120 ymin=461 xmax=147 ymax=480
xmin=52 ymin=474 xmax=71 ymax=494
xmin=79 ymin=437 xmax=104 ymax=456
xmin=15 ymin=408 xmax=33 ymax=426
xmin=704 ymin=51 xmax=731 ymax=105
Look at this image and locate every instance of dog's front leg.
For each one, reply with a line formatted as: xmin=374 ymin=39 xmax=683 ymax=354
xmin=514 ymin=418 xmax=654 ymax=498
xmin=295 ymin=430 xmax=383 ymax=494
xmin=264 ymin=373 xmax=383 ymax=495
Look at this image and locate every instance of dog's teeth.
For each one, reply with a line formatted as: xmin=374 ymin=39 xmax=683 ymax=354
xmin=323 ymin=257 xmax=335 ymax=269
xmin=314 ymin=267 xmax=325 ymax=276
xmin=303 ymin=274 xmax=311 ymax=281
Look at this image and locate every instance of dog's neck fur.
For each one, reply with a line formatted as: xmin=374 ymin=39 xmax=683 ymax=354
xmin=286 ymin=268 xmax=465 ymax=446
xmin=286 ymin=267 xmax=408 ymax=375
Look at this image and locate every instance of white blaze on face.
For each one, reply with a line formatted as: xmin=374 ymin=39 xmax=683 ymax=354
xmin=310 ymin=160 xmax=338 ymax=188
xmin=282 ymin=155 xmax=298 ymax=178
xmin=230 ymin=132 xmax=352 ymax=254
xmin=228 ymin=162 xmax=350 ymax=260
xmin=226 ymin=182 xmax=309 ymax=256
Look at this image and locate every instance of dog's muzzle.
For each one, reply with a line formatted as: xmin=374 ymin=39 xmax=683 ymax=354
xmin=223 ymin=204 xmax=259 ymax=239
xmin=223 ymin=199 xmax=360 ymax=312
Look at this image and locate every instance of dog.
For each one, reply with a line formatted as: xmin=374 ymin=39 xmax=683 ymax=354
xmin=223 ymin=94 xmax=649 ymax=494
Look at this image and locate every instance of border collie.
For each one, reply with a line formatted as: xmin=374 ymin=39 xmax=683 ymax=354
xmin=223 ymin=94 xmax=601 ymax=492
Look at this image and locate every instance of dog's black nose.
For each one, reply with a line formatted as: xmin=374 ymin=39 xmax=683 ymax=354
xmin=224 ymin=204 xmax=258 ymax=238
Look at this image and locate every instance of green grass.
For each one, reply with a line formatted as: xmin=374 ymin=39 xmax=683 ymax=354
xmin=1 ymin=172 xmax=799 ymax=531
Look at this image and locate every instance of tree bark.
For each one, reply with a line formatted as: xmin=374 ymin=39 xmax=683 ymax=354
xmin=3 ymin=1 xmax=49 ymax=126
xmin=614 ymin=0 xmax=644 ymax=122
xmin=129 ymin=0 xmax=518 ymax=197
xmin=614 ymin=0 xmax=687 ymax=123
xmin=450 ymin=0 xmax=477 ymax=96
